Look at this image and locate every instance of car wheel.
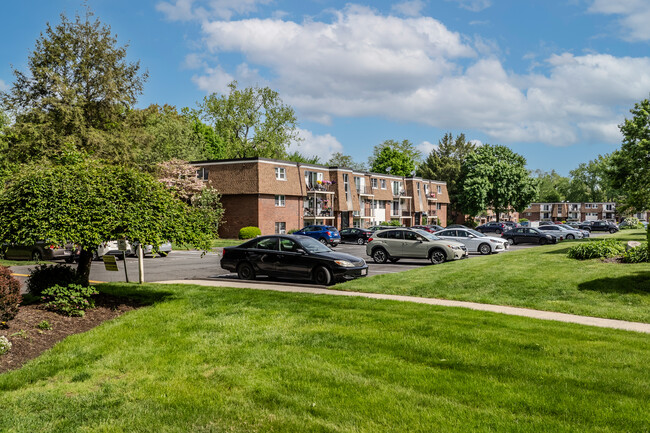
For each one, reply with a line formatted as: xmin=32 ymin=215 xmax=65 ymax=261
xmin=319 ymin=238 xmax=328 ymax=245
xmin=92 ymin=250 xmax=100 ymax=261
xmin=495 ymin=229 xmax=502 ymax=234
xmin=371 ymin=248 xmax=388 ymax=264
xmin=31 ymin=250 xmax=42 ymax=261
xmin=313 ymin=266 xmax=332 ymax=286
xmin=388 ymin=258 xmax=400 ymax=263
xmin=539 ymin=238 xmax=548 ymax=245
xmin=566 ymin=234 xmax=574 ymax=240
xmin=237 ymin=262 xmax=256 ymax=280
xmin=507 ymin=238 xmax=515 ymax=245
xmin=478 ymin=243 xmax=491 ymax=255
xmin=356 ymin=237 xmax=365 ymax=245
xmin=609 ymin=229 xmax=616 ymax=234
xmin=429 ymin=249 xmax=446 ymax=265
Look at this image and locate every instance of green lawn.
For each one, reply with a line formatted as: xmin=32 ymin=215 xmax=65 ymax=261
xmin=335 ymin=229 xmax=650 ymax=323
xmin=0 ymin=259 xmax=48 ymax=267
xmin=172 ymin=238 xmax=242 ymax=250
xmin=1 ymin=283 xmax=648 ymax=432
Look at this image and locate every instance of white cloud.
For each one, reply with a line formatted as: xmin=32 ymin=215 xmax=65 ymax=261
xmin=287 ymin=128 xmax=343 ymax=161
xmin=417 ymin=140 xmax=437 ymax=155
xmin=190 ymin=5 xmax=650 ymax=147
xmin=0 ymin=79 xmax=8 ymax=92
xmin=470 ymin=139 xmax=483 ymax=147
xmin=446 ymin=0 xmax=492 ymax=12
xmin=588 ymin=0 xmax=650 ymax=41
xmin=157 ymin=0 xmax=271 ymax=21
xmin=391 ymin=0 xmax=426 ymax=17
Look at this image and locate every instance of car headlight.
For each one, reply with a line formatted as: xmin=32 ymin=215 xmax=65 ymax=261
xmin=334 ymin=260 xmax=355 ymax=267
xmin=447 ymin=244 xmax=462 ymax=250
xmin=489 ymin=239 xmax=500 ymax=243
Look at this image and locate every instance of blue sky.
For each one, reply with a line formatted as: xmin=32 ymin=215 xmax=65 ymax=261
xmin=2 ymin=0 xmax=650 ymax=175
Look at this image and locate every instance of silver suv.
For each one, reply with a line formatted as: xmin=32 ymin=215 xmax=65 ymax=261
xmin=366 ymin=228 xmax=468 ymax=264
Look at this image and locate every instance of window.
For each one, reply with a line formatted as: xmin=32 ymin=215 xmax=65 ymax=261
xmin=275 ymin=222 xmax=286 ymax=234
xmin=304 ymin=170 xmax=322 ymax=188
xmin=275 ymin=167 xmax=286 ymax=180
xmin=343 ymin=174 xmax=350 ymax=201
xmin=436 ymin=203 xmax=441 ymax=210
xmin=275 ymin=195 xmax=285 ymax=207
xmin=354 ymin=176 xmax=362 ymax=192
xmin=280 ymin=238 xmax=299 ymax=252
xmin=416 ymin=183 xmax=421 ymax=197
xmin=437 ymin=185 xmax=442 ymax=194
xmin=371 ymin=178 xmax=378 ymax=189
xmin=380 ymin=179 xmax=387 ymax=189
xmin=196 ymin=167 xmax=209 ymax=181
xmin=424 ymin=184 xmax=429 ymax=195
xmin=392 ymin=200 xmax=400 ymax=216
xmin=256 ymin=238 xmax=278 ymax=250
xmin=606 ymin=204 xmax=613 ymax=210
xmin=385 ymin=230 xmax=403 ymax=239
xmin=404 ymin=231 xmax=419 ymax=241
xmin=392 ymin=181 xmax=402 ymax=195
xmin=525 ymin=212 xmax=531 ymax=216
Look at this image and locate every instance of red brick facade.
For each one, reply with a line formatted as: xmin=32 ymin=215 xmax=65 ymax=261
xmin=193 ymin=158 xmax=451 ymax=237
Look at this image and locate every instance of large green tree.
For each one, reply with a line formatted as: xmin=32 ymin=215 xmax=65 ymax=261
xmin=458 ymin=144 xmax=537 ymax=221
xmin=567 ymin=154 xmax=618 ymax=203
xmin=327 ymin=152 xmax=366 ymax=171
xmin=418 ymin=133 xmax=475 ymax=219
xmin=0 ymin=160 xmax=218 ymax=285
xmin=610 ymin=98 xmax=650 ymax=247
xmin=533 ymin=169 xmax=570 ymax=202
xmin=369 ymin=140 xmax=421 ymax=176
xmin=1 ymin=9 xmax=147 ymax=163
xmin=199 ymin=81 xmax=299 ymax=159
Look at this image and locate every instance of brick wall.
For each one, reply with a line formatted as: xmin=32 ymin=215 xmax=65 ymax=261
xmin=258 ymin=194 xmax=303 ymax=235
xmin=218 ymin=195 xmax=259 ymax=239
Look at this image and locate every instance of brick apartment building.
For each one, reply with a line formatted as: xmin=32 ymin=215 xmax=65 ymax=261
xmin=520 ymin=202 xmax=617 ymax=222
xmin=192 ymin=157 xmax=450 ymax=238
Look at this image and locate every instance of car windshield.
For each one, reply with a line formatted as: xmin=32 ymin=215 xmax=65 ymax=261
xmin=413 ymin=229 xmax=441 ymax=240
xmin=297 ymin=236 xmax=332 ymax=253
xmin=467 ymin=229 xmax=485 ymax=237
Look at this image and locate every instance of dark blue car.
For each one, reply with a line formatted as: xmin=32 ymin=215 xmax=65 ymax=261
xmin=294 ymin=225 xmax=341 ymax=247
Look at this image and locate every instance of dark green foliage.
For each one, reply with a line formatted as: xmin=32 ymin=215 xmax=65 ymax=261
xmin=285 ymin=151 xmax=321 ymax=164
xmin=380 ymin=220 xmax=402 ymax=226
xmin=419 ymin=133 xmax=475 ymax=217
xmin=0 ymin=266 xmax=21 ymax=322
xmin=622 ymin=243 xmax=649 ymax=263
xmin=566 ymin=239 xmax=625 ymax=260
xmin=239 ymin=226 xmax=261 ymax=239
xmin=326 ymin=152 xmax=366 ymax=171
xmin=26 ymin=264 xmax=82 ymax=297
xmin=458 ymin=144 xmax=537 ymax=219
xmin=1 ymin=9 xmax=147 ymax=163
xmin=41 ymin=284 xmax=98 ymax=317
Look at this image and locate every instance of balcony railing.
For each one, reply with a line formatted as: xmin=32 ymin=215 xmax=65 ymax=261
xmin=304 ymin=208 xmax=333 ymax=217
xmin=426 ymin=192 xmax=437 ymax=200
xmin=401 ymin=210 xmax=412 ymax=217
xmin=306 ymin=182 xmax=335 ymax=192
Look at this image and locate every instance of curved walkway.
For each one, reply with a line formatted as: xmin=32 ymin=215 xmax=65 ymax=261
xmin=158 ymin=279 xmax=650 ymax=334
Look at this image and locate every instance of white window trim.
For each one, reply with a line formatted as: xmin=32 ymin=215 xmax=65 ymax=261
xmin=275 ymin=222 xmax=286 ymax=234
xmin=275 ymin=195 xmax=285 ymax=207
xmin=275 ymin=167 xmax=287 ymax=181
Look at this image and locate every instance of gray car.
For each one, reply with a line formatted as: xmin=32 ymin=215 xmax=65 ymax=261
xmin=537 ymin=224 xmax=582 ymax=240
xmin=366 ymin=228 xmax=467 ymax=264
xmin=0 ymin=241 xmax=74 ymax=262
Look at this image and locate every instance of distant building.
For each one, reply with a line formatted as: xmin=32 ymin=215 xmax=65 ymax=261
xmin=520 ymin=202 xmax=617 ymax=222
xmin=191 ymin=157 xmax=450 ymax=238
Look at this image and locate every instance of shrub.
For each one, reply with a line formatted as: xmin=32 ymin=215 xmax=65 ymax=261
xmin=622 ymin=243 xmax=649 ymax=263
xmin=519 ymin=218 xmax=529 ymax=223
xmin=26 ymin=264 xmax=82 ymax=297
xmin=380 ymin=220 xmax=402 ymax=226
xmin=620 ymin=216 xmax=643 ymax=230
xmin=0 ymin=335 xmax=11 ymax=355
xmin=464 ymin=219 xmax=478 ymax=228
xmin=0 ymin=265 xmax=21 ymax=322
xmin=567 ymin=239 xmax=625 ymax=260
xmin=41 ymin=284 xmax=98 ymax=317
xmin=239 ymin=226 xmax=261 ymax=239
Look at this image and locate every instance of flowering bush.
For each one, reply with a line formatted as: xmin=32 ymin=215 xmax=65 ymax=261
xmin=0 ymin=335 xmax=11 ymax=355
xmin=41 ymin=284 xmax=98 ymax=317
xmin=0 ymin=265 xmax=21 ymax=322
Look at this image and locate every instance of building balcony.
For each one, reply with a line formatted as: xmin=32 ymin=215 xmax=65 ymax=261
xmin=304 ymin=208 xmax=334 ymax=218
xmin=306 ymin=183 xmax=336 ymax=194
xmin=357 ymin=186 xmax=374 ymax=196
xmin=426 ymin=193 xmax=437 ymax=201
xmin=353 ymin=209 xmax=375 ymax=218
xmin=401 ymin=210 xmax=412 ymax=218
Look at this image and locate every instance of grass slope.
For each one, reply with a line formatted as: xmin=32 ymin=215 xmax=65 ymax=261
xmin=1 ymin=283 xmax=649 ymax=432
xmin=172 ymin=239 xmax=242 ymax=250
xmin=336 ymin=230 xmax=650 ymax=323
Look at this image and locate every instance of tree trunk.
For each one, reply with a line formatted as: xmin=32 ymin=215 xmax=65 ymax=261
xmin=76 ymin=248 xmax=94 ymax=286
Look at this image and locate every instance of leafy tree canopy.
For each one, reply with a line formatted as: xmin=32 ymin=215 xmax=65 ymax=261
xmin=326 ymin=152 xmax=366 ymax=171
xmin=1 ymin=8 xmax=147 ymax=163
xmin=458 ymin=144 xmax=537 ymax=220
xmin=199 ymin=81 xmax=299 ymax=159
xmin=0 ymin=160 xmax=218 ymax=284
xmin=418 ymin=133 xmax=475 ymax=215
xmin=285 ymin=151 xmax=321 ymax=164
xmin=369 ymin=140 xmax=420 ymax=176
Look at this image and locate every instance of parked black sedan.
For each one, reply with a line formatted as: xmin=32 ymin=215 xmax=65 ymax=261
xmin=220 ymin=235 xmax=368 ymax=285
xmin=339 ymin=228 xmax=373 ymax=244
xmin=476 ymin=222 xmax=510 ymax=234
xmin=500 ymin=227 xmax=557 ymax=245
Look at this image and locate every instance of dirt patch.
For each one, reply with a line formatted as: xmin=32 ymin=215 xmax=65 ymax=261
xmin=601 ymin=257 xmax=624 ymax=264
xmin=0 ymin=294 xmax=140 ymax=374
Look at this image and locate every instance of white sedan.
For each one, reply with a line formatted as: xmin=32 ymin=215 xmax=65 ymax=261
xmin=434 ymin=228 xmax=509 ymax=255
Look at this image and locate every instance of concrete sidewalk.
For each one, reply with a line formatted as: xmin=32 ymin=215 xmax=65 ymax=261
xmin=157 ymin=279 xmax=650 ymax=334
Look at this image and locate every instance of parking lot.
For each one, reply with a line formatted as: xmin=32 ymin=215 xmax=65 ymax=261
xmin=10 ymin=232 xmax=607 ymax=289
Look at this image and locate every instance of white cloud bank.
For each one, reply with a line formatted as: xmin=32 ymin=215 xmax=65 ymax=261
xmin=589 ymin=0 xmax=650 ymax=41
xmin=287 ymin=128 xmax=343 ymax=162
xmin=0 ymin=79 xmax=8 ymax=92
xmin=162 ymin=3 xmax=649 ymax=147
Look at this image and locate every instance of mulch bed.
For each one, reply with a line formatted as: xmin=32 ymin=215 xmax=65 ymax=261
xmin=1 ymin=294 xmax=141 ymax=374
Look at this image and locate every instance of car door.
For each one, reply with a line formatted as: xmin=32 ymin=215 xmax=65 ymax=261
xmin=383 ymin=230 xmax=404 ymax=256
xmin=248 ymin=237 xmax=281 ymax=276
xmin=276 ymin=238 xmax=313 ymax=279
xmin=518 ymin=228 xmax=532 ymax=243
xmin=339 ymin=228 xmax=351 ymax=243
xmin=456 ymin=230 xmax=478 ymax=251
xmin=402 ymin=230 xmax=429 ymax=258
